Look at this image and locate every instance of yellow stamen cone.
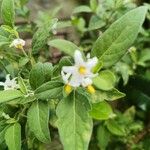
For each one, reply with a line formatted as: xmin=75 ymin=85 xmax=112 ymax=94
xmin=79 ymin=66 xmax=86 ymax=75
xmin=65 ymin=84 xmax=72 ymax=94
xmin=87 ymin=85 xmax=95 ymax=94
xmin=16 ymin=44 xmax=23 ymax=49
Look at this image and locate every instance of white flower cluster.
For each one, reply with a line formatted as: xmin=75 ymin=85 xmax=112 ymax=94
xmin=61 ymin=50 xmax=98 ymax=94
xmin=10 ymin=38 xmax=25 ymax=49
xmin=0 ymin=74 xmax=19 ymax=90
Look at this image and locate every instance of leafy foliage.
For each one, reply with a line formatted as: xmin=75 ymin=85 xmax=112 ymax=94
xmin=0 ymin=0 xmax=149 ymax=149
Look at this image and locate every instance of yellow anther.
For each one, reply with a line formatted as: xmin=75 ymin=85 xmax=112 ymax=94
xmin=16 ymin=44 xmax=23 ymax=49
xmin=65 ymin=84 xmax=72 ymax=94
xmin=87 ymin=85 xmax=95 ymax=94
xmin=79 ymin=66 xmax=87 ymax=75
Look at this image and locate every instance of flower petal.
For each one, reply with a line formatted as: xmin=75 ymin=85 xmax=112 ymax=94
xmin=74 ymin=50 xmax=84 ymax=66
xmin=86 ymin=57 xmax=98 ymax=70
xmin=69 ymin=73 xmax=82 ymax=87
xmin=6 ymin=74 xmax=11 ymax=81
xmin=0 ymin=82 xmax=4 ymax=86
xmin=61 ymin=71 xmax=71 ymax=84
xmin=62 ymin=66 xmax=75 ymax=74
xmin=82 ymin=78 xmax=93 ymax=87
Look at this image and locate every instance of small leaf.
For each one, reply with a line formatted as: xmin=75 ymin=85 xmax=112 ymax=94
xmin=18 ymin=77 xmax=28 ymax=94
xmin=93 ymin=88 xmax=125 ymax=103
xmin=97 ymin=124 xmax=110 ymax=150
xmin=32 ymin=18 xmax=58 ymax=54
xmin=0 ymin=123 xmax=9 ymax=145
xmin=106 ymin=120 xmax=126 ymax=136
xmin=90 ymin=0 xmax=98 ymax=12
xmin=92 ymin=6 xmax=147 ymax=67
xmin=0 ymin=90 xmax=23 ymax=103
xmin=29 ymin=62 xmax=53 ymax=90
xmin=48 ymin=39 xmax=79 ymax=57
xmin=35 ymin=81 xmax=63 ymax=100
xmin=5 ymin=123 xmax=21 ymax=150
xmin=93 ymin=70 xmax=116 ymax=91
xmin=73 ymin=5 xmax=92 ymax=14
xmin=89 ymin=101 xmax=113 ymax=120
xmin=56 ymin=91 xmax=93 ymax=150
xmin=1 ymin=0 xmax=15 ymax=27
xmin=27 ymin=101 xmax=51 ymax=143
xmin=59 ymin=56 xmax=73 ymax=68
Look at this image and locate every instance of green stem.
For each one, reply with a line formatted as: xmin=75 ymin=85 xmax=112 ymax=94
xmin=21 ymin=48 xmax=28 ymax=57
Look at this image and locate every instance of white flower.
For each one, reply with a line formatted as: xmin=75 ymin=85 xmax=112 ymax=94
xmin=0 ymin=74 xmax=19 ymax=90
xmin=10 ymin=38 xmax=25 ymax=49
xmin=61 ymin=50 xmax=98 ymax=89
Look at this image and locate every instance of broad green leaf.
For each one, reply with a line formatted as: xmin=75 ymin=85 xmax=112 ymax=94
xmin=106 ymin=120 xmax=126 ymax=136
xmin=92 ymin=88 xmax=125 ymax=103
xmin=93 ymin=70 xmax=116 ymax=91
xmin=5 ymin=123 xmax=21 ymax=150
xmin=56 ymin=91 xmax=93 ymax=150
xmin=48 ymin=39 xmax=79 ymax=57
xmin=92 ymin=6 xmax=147 ymax=67
xmin=29 ymin=62 xmax=53 ymax=90
xmin=1 ymin=0 xmax=15 ymax=27
xmin=0 ymin=90 xmax=23 ymax=103
xmin=73 ymin=5 xmax=92 ymax=14
xmin=89 ymin=101 xmax=113 ymax=120
xmin=32 ymin=18 xmax=58 ymax=54
xmin=97 ymin=125 xmax=110 ymax=150
xmin=27 ymin=101 xmax=50 ymax=143
xmin=35 ymin=81 xmax=63 ymax=100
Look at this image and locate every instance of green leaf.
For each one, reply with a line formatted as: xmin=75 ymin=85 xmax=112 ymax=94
xmin=0 ymin=90 xmax=23 ymax=103
xmin=1 ymin=0 xmax=15 ymax=27
xmin=18 ymin=77 xmax=28 ymax=94
xmin=35 ymin=81 xmax=63 ymax=100
xmin=114 ymin=62 xmax=133 ymax=85
xmin=89 ymin=101 xmax=113 ymax=120
xmin=0 ymin=123 xmax=9 ymax=145
xmin=32 ymin=18 xmax=58 ymax=54
xmin=5 ymin=123 xmax=21 ymax=150
xmin=27 ymin=101 xmax=51 ymax=143
xmin=0 ymin=35 xmax=9 ymax=47
xmin=14 ymin=95 xmax=36 ymax=104
xmin=93 ymin=70 xmax=116 ymax=91
xmin=92 ymin=6 xmax=147 ymax=67
xmin=73 ymin=5 xmax=92 ymax=14
xmin=48 ymin=39 xmax=79 ymax=57
xmin=29 ymin=62 xmax=53 ymax=90
xmin=19 ymin=57 xmax=30 ymax=67
xmin=88 ymin=16 xmax=106 ymax=31
xmin=106 ymin=120 xmax=126 ymax=136
xmin=59 ymin=56 xmax=73 ymax=68
xmin=97 ymin=124 xmax=110 ymax=150
xmin=90 ymin=0 xmax=97 ymax=12
xmin=93 ymin=88 xmax=125 ymax=103
xmin=56 ymin=91 xmax=93 ymax=150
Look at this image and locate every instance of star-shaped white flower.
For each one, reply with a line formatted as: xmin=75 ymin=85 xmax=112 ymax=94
xmin=10 ymin=38 xmax=25 ymax=49
xmin=61 ymin=50 xmax=98 ymax=93
xmin=0 ymin=74 xmax=19 ymax=90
